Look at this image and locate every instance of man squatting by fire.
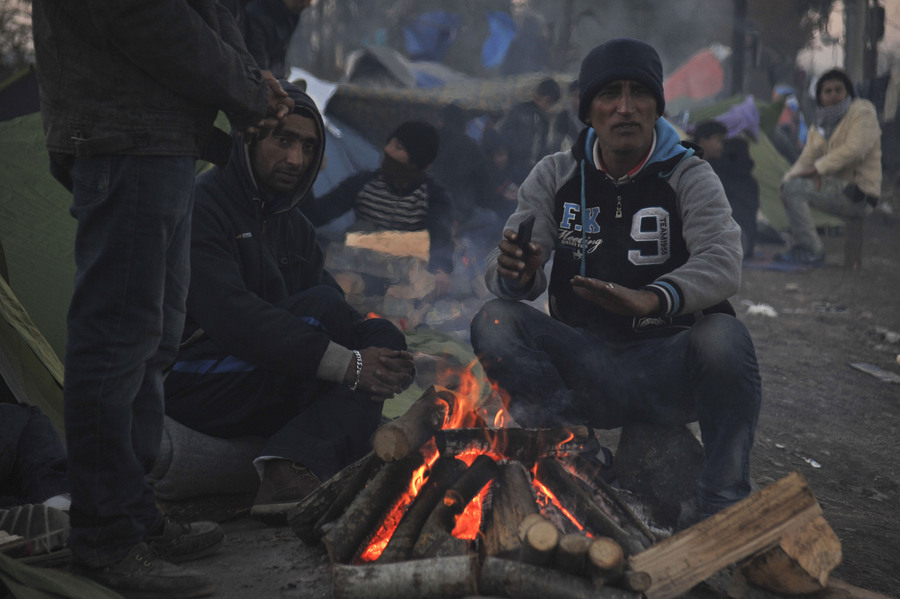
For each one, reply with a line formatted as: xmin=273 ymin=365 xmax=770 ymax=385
xmin=164 ymin=81 xmax=415 ymax=524
xmin=471 ymin=38 xmax=762 ymax=524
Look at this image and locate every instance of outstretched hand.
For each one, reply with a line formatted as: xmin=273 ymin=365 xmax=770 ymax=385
xmin=570 ymin=276 xmax=660 ymax=317
xmin=348 ymin=348 xmax=416 ymax=401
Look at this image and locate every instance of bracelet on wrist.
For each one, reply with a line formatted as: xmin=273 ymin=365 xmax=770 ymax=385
xmin=348 ymin=350 xmax=362 ymax=391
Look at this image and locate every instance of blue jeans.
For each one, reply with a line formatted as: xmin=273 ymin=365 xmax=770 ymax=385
xmin=165 ymin=285 xmax=406 ymax=481
xmin=62 ymin=155 xmax=196 ymax=567
xmin=470 ymin=299 xmax=761 ymax=516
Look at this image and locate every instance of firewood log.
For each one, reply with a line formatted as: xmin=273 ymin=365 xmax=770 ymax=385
xmin=332 ymin=555 xmax=479 ymax=599
xmin=478 ymin=556 xmax=641 ymax=599
xmin=322 ymin=452 xmax=425 ymax=564
xmin=534 ymin=458 xmax=649 ymax=555
xmin=482 ymin=461 xmax=540 ymax=557
xmin=628 ymin=472 xmax=829 ymax=599
xmin=739 ymin=514 xmax=842 ymax=594
xmin=555 ymin=533 xmax=592 ymax=576
xmin=589 ymin=536 xmax=625 ymax=585
xmin=377 ymin=456 xmax=468 ymax=564
xmin=435 ymin=426 xmax=590 ymax=466
xmin=372 ymin=385 xmax=455 ymax=462
xmin=518 ymin=516 xmax=559 ymax=566
xmin=288 ymin=451 xmax=380 ymax=544
xmin=410 ymin=454 xmax=498 ymax=559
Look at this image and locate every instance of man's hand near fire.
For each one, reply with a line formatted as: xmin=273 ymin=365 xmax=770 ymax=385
xmin=346 ymin=348 xmax=416 ymax=401
xmin=496 ymin=227 xmax=543 ymax=288
xmin=571 ymin=276 xmax=660 ymax=317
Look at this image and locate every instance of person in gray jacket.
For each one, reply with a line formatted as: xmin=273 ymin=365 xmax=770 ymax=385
xmin=31 ymin=0 xmax=293 ymax=596
xmin=470 ymin=38 xmax=761 ymax=525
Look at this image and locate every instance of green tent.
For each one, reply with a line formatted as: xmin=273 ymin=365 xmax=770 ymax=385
xmin=0 ymin=113 xmax=72 ymax=436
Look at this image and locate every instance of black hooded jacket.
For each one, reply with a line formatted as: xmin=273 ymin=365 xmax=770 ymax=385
xmin=174 ymin=87 xmax=343 ymax=380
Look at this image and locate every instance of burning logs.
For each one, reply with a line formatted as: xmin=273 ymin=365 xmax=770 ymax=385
xmin=435 ymin=426 xmax=590 ymax=465
xmin=372 ymin=386 xmax=455 ymax=462
xmin=377 ymin=456 xmax=468 ymax=564
xmin=534 ymin=457 xmax=651 ymax=556
xmin=322 ymin=452 xmax=426 ymax=563
xmin=410 ymin=454 xmax=499 ymax=559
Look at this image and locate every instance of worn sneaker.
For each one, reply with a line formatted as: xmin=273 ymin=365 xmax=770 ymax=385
xmin=73 ymin=542 xmax=214 ymax=599
xmin=773 ymin=245 xmax=825 ymax=267
xmin=147 ymin=517 xmax=224 ymax=564
xmin=250 ymin=459 xmax=321 ymax=525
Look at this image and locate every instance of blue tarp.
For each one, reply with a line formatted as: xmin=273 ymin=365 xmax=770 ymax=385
xmin=402 ymin=11 xmax=461 ymax=63
xmin=482 ymin=11 xmax=516 ymax=70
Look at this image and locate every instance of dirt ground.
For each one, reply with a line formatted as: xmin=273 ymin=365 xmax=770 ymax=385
xmin=164 ymin=211 xmax=900 ymax=599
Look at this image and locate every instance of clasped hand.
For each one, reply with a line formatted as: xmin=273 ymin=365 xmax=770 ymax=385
xmin=350 ymin=348 xmax=416 ymax=402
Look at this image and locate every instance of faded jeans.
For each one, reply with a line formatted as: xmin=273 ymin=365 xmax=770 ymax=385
xmin=62 ymin=155 xmax=196 ymax=567
xmin=781 ymin=176 xmax=870 ymax=255
xmin=470 ymin=299 xmax=761 ymax=516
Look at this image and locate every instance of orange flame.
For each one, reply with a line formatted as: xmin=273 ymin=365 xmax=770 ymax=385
xmin=532 ymin=472 xmax=586 ymax=534
xmin=450 ymin=480 xmax=491 ymax=540
xmin=357 ymin=441 xmax=440 ymax=563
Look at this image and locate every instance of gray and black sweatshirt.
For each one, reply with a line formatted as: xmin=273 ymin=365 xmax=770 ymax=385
xmin=485 ymin=117 xmax=743 ymax=341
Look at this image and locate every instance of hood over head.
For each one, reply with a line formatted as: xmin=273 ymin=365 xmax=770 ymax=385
xmin=233 ymin=79 xmax=326 ymax=213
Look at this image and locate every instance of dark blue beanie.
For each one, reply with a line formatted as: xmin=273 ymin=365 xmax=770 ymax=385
xmin=577 ymin=38 xmax=666 ymax=122
xmin=388 ymin=121 xmax=439 ymax=169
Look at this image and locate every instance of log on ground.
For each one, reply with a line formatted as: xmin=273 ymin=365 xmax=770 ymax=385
xmin=478 ymin=556 xmax=640 ymax=599
xmin=332 ymin=555 xmax=479 ymax=599
xmin=628 ymin=471 xmax=827 ymax=599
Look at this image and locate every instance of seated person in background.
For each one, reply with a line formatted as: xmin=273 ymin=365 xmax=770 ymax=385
xmin=553 ymin=79 xmax=584 ymax=153
xmin=693 ymin=119 xmax=759 ymax=259
xmin=777 ymin=68 xmax=881 ymax=269
xmin=470 ymin=38 xmax=761 ymax=525
xmin=305 ymin=121 xmax=454 ymax=296
xmin=499 ymin=77 xmax=562 ymax=184
xmin=164 ymin=81 xmax=415 ymax=523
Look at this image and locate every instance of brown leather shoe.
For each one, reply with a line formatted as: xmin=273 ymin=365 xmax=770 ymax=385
xmin=250 ymin=459 xmax=320 ymax=525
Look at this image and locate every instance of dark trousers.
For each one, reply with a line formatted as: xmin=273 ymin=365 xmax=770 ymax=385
xmin=470 ymin=299 xmax=761 ymax=517
xmin=0 ymin=403 xmax=68 ymax=506
xmin=62 ymin=155 xmax=196 ymax=567
xmin=165 ymin=285 xmax=406 ymax=481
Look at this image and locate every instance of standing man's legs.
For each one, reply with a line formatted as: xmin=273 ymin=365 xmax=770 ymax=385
xmin=64 ymin=155 xmax=196 ymax=567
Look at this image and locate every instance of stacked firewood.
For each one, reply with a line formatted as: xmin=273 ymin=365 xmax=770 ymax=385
xmin=287 ymin=386 xmax=848 ymax=599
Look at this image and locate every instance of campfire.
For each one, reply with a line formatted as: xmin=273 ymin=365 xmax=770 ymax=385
xmin=289 ymin=367 xmax=843 ymax=599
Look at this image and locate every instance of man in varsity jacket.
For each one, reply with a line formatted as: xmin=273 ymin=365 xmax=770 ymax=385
xmin=470 ymin=38 xmax=761 ymax=524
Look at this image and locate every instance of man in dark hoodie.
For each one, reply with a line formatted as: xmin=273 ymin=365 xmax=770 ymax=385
xmin=164 ymin=82 xmax=415 ymax=523
xmin=470 ymin=39 xmax=761 ymax=526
